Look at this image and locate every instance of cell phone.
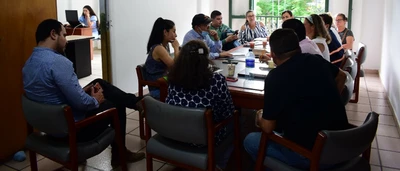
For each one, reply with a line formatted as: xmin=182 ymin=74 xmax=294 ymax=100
xmin=226 ymin=77 xmax=238 ymax=82
xmin=234 ymin=30 xmax=239 ymax=35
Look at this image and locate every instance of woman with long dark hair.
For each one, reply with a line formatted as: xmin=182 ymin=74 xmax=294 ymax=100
xmin=79 ymin=5 xmax=100 ymax=38
xmin=144 ymin=17 xmax=180 ymax=98
xmin=304 ymin=14 xmax=331 ymax=61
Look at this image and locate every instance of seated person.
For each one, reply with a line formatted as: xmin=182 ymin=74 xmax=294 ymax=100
xmin=244 ymin=29 xmax=349 ymax=169
xmin=282 ymin=19 xmax=323 ymax=56
xmin=165 ymin=40 xmax=235 ymax=170
xmin=320 ymin=14 xmax=345 ymax=67
xmin=209 ymin=10 xmax=240 ymax=51
xmin=281 ymin=10 xmax=294 ymax=22
xmin=78 ymin=5 xmax=100 ymax=39
xmin=240 ymin=10 xmax=268 ymax=43
xmin=304 ymin=14 xmax=332 ymax=62
xmin=23 ymin=19 xmax=145 ymax=166
xmin=145 ymin=17 xmax=180 ymax=99
xmin=336 ymin=13 xmax=355 ymax=50
xmin=182 ymin=13 xmax=232 ymax=59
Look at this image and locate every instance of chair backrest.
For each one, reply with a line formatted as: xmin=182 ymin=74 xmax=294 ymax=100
xmin=341 ymin=71 xmax=355 ymax=105
xmin=319 ymin=112 xmax=379 ymax=165
xmin=357 ymin=43 xmax=367 ymax=64
xmin=156 ymin=77 xmax=169 ymax=102
xmin=342 ymin=57 xmax=357 ymax=79
xmin=22 ymin=95 xmax=69 ymax=135
xmin=136 ymin=64 xmax=159 ymax=97
xmin=143 ymin=96 xmax=208 ymax=144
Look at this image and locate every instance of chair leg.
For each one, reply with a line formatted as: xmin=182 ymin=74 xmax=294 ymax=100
xmin=29 ymin=150 xmax=38 ymax=171
xmin=146 ymin=154 xmax=153 ymax=171
xmin=139 ymin=111 xmax=146 ymax=140
xmin=71 ymin=159 xmax=79 ymax=171
xmin=234 ymin=112 xmax=241 ymax=171
xmin=116 ymin=136 xmax=128 ymax=171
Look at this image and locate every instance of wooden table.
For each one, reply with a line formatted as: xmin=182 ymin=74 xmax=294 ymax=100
xmin=65 ymin=27 xmax=94 ymax=60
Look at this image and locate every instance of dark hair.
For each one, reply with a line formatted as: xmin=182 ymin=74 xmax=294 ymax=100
xmin=282 ymin=19 xmax=306 ymax=41
xmin=281 ymin=10 xmax=293 ymax=17
xmin=211 ymin=10 xmax=222 ymax=19
xmin=82 ymin=5 xmax=100 ymax=30
xmin=306 ymin=14 xmax=331 ymax=44
xmin=147 ymin=17 xmax=175 ymax=54
xmin=337 ymin=13 xmax=348 ymax=21
xmin=168 ymin=40 xmax=213 ymax=90
xmin=245 ymin=10 xmax=254 ymax=25
xmin=319 ymin=14 xmax=333 ymax=28
xmin=35 ymin=19 xmax=63 ymax=44
xmin=269 ymin=29 xmax=301 ymax=58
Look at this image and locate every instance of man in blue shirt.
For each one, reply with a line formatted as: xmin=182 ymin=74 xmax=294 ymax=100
xmin=22 ymin=19 xmax=144 ymax=166
xmin=182 ymin=13 xmax=232 ymax=59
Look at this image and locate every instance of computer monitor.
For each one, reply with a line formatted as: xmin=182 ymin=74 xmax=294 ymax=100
xmin=65 ymin=10 xmax=82 ymax=27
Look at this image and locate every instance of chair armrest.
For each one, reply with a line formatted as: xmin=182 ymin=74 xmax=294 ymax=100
xmin=336 ymin=69 xmax=347 ymax=94
xmin=157 ymin=77 xmax=168 ymax=102
xmin=75 ymin=108 xmax=117 ymax=130
xmin=214 ymin=110 xmax=239 ymax=131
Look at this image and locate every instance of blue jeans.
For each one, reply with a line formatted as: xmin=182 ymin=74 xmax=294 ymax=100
xmin=244 ymin=132 xmax=310 ymax=169
xmin=149 ymin=89 xmax=160 ymax=100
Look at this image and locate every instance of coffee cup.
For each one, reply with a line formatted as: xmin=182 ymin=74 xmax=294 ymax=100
xmin=268 ymin=60 xmax=275 ymax=68
xmin=227 ymin=64 xmax=236 ymax=77
xmin=249 ymin=42 xmax=255 ymax=49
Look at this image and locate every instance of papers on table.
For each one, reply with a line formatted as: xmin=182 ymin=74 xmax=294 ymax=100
xmin=254 ymin=38 xmax=268 ymax=42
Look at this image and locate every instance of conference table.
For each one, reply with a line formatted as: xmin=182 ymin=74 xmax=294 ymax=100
xmin=213 ymin=44 xmax=271 ymax=109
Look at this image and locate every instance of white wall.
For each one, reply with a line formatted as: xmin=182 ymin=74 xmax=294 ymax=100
xmin=380 ymin=0 xmax=400 ymax=124
xmin=109 ymin=0 xmax=201 ymax=93
xmin=57 ymin=0 xmax=100 ymax=24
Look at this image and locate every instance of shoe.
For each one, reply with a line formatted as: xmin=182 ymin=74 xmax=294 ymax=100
xmin=111 ymin=149 xmax=145 ymax=166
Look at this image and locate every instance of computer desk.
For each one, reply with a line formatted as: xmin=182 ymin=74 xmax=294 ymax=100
xmin=66 ymin=35 xmax=94 ymax=79
xmin=65 ymin=27 xmax=94 ymax=60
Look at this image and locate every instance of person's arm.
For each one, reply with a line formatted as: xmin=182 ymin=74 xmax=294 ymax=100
xmin=78 ymin=16 xmax=85 ymax=23
xmin=171 ymin=39 xmax=180 ymax=60
xmin=52 ymin=58 xmax=99 ymax=112
xmin=342 ymin=36 xmax=354 ymax=50
xmin=239 ymin=25 xmax=246 ymax=44
xmin=205 ymin=34 xmax=222 ymax=59
xmin=153 ymin=45 xmax=174 ymax=68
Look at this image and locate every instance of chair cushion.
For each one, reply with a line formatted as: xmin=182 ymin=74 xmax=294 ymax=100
xmin=264 ymin=156 xmax=370 ymax=171
xmin=26 ymin=128 xmax=115 ymax=162
xmin=147 ymin=132 xmax=234 ymax=170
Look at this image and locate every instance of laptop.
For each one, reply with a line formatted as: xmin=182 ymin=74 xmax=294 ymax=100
xmin=65 ymin=10 xmax=83 ymax=27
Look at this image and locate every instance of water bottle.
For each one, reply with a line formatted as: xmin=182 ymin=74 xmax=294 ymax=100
xmin=245 ymin=49 xmax=255 ymax=80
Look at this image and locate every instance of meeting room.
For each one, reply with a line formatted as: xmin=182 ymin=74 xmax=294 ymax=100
xmin=1 ymin=0 xmax=400 ymax=171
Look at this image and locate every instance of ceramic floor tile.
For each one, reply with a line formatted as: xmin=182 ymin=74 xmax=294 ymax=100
xmin=59 ymin=165 xmax=101 ymax=171
xmin=0 ymin=165 xmax=17 ymax=171
xmin=377 ymin=136 xmax=400 ymax=152
xmin=85 ymin=148 xmax=113 ymax=171
xmin=129 ymin=127 xmax=157 ymax=138
xmin=126 ymin=108 xmax=136 ymax=115
xmin=368 ymin=85 xmax=386 ymax=93
xmin=359 ymin=91 xmax=369 ymax=97
xmin=125 ymin=134 xmax=146 ymax=153
xmin=380 ymin=150 xmax=400 ymax=169
xmin=346 ymin=110 xmax=368 ymax=122
xmin=126 ymin=119 xmax=140 ymax=134
xmin=372 ymin=106 xmax=393 ymax=115
xmin=158 ymin=164 xmax=178 ymax=171
xmin=345 ymin=103 xmax=372 ymax=113
xmin=120 ymin=158 xmax=164 ymax=171
xmin=5 ymin=152 xmax=44 ymax=170
xmin=370 ymin=98 xmax=390 ymax=107
xmin=379 ymin=115 xmax=396 ymax=126
xmin=369 ymin=92 xmax=388 ymax=99
xmin=357 ymin=97 xmax=371 ymax=105
xmin=370 ymin=149 xmax=381 ymax=165
xmin=21 ymin=158 xmax=63 ymax=171
xmin=377 ymin=125 xmax=400 ymax=138
xmin=349 ymin=120 xmax=364 ymax=126
xmin=127 ymin=111 xmax=140 ymax=121
xmin=372 ymin=137 xmax=378 ymax=149
xmin=371 ymin=165 xmax=382 ymax=171
xmin=382 ymin=167 xmax=400 ymax=171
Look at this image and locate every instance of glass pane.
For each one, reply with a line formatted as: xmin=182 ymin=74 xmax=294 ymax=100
xmin=232 ymin=0 xmax=250 ymax=15
xmin=232 ymin=18 xmax=247 ymax=31
xmin=254 ymin=0 xmax=326 ymax=17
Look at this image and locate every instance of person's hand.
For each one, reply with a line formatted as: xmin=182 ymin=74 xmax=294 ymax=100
xmin=83 ymin=83 xmax=94 ymax=93
xmin=85 ymin=12 xmax=90 ymax=18
xmin=255 ymin=109 xmax=263 ymax=127
xmin=171 ymin=39 xmax=180 ymax=50
xmin=219 ymin=51 xmax=233 ymax=58
xmin=225 ymin=35 xmax=238 ymax=43
xmin=91 ymin=83 xmax=105 ymax=104
xmin=209 ymin=30 xmax=219 ymax=41
xmin=259 ymin=53 xmax=272 ymax=63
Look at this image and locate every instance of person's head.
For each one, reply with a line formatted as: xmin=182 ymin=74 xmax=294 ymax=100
xmin=282 ymin=18 xmax=306 ymax=42
xmin=35 ymin=19 xmax=67 ymax=54
xmin=281 ymin=10 xmax=293 ymax=21
xmin=269 ymin=29 xmax=301 ymax=66
xmin=319 ymin=14 xmax=333 ymax=29
xmin=147 ymin=17 xmax=176 ymax=54
xmin=82 ymin=5 xmax=96 ymax=17
xmin=210 ymin=10 xmax=223 ymax=27
xmin=304 ymin=14 xmax=331 ymax=43
xmin=245 ymin=10 xmax=256 ymax=25
xmin=168 ymin=40 xmax=213 ymax=90
xmin=335 ymin=13 xmax=348 ymax=28
xmin=192 ymin=13 xmax=212 ymax=33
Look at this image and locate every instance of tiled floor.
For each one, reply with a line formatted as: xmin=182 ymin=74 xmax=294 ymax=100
xmin=1 ymin=56 xmax=399 ymax=170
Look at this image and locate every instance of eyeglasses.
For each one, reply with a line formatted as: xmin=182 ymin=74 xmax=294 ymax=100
xmin=335 ymin=19 xmax=344 ymax=22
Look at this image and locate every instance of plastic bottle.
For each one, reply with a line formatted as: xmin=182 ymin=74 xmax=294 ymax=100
xmin=245 ymin=49 xmax=255 ymax=80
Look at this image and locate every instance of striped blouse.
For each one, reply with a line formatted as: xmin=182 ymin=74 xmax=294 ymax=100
xmin=239 ymin=21 xmax=268 ymax=44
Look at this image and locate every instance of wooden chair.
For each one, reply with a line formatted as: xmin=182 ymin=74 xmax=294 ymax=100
xmin=156 ymin=77 xmax=169 ymax=102
xmin=341 ymin=71 xmax=355 ymax=105
xmin=142 ymin=96 xmax=241 ymax=171
xmin=255 ymin=112 xmax=379 ymax=171
xmin=136 ymin=64 xmax=160 ymax=139
xmin=22 ymin=95 xmax=127 ymax=171
xmin=350 ymin=43 xmax=367 ymax=103
xmin=335 ymin=68 xmax=347 ymax=94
